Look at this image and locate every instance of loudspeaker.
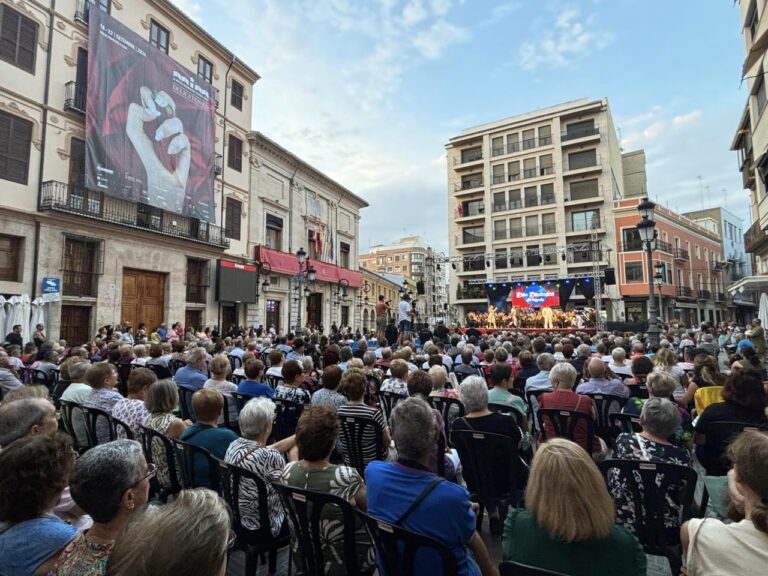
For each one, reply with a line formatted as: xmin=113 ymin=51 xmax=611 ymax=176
xmin=604 ymin=268 xmax=616 ymax=285
xmin=416 ymin=281 xmax=425 ymax=295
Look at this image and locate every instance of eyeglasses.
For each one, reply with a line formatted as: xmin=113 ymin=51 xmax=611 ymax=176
xmin=134 ymin=463 xmax=157 ymax=486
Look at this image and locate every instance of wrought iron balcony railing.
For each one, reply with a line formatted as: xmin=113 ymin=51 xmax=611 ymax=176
xmin=64 ymin=81 xmax=87 ymax=114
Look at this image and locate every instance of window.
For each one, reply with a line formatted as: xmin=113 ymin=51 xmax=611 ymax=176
xmin=522 ymin=129 xmax=535 ymax=150
xmin=394 ymin=266 xmax=400 ymax=272
xmin=462 ymin=226 xmax=484 ymax=244
xmin=492 ymin=164 xmax=505 ymax=184
xmin=540 ymin=183 xmax=555 ymax=204
xmin=569 ymin=179 xmax=599 ymax=201
xmin=136 ymin=203 xmax=161 ymax=230
xmin=230 ymin=80 xmax=244 ymax=111
xmin=0 ymin=234 xmax=23 ymax=281
xmin=394 ymin=255 xmax=400 ymax=261
xmin=507 ymin=161 xmax=520 ymax=182
xmin=570 ymin=210 xmax=600 ymax=231
xmin=506 ymin=133 xmax=519 ymax=153
xmin=524 ymin=186 xmax=538 ymax=208
xmin=622 ymin=228 xmax=642 ymax=251
xmin=186 ymin=258 xmax=209 ymax=303
xmin=625 ymin=262 xmax=643 ymax=282
xmin=495 ymin=249 xmax=508 ymax=269
xmin=538 ymin=125 xmax=552 ymax=146
xmin=695 ymin=244 xmax=701 ymax=259
xmin=0 ymin=5 xmax=38 ymax=73
xmin=340 ymin=242 xmax=350 ymax=268
xmin=568 ymin=149 xmax=597 ymax=170
xmin=755 ymin=73 xmax=767 ymax=116
xmin=265 ymin=214 xmax=283 ymax=250
xmin=509 ymin=217 xmax=523 ymax=238
xmin=539 ymin=154 xmax=553 ymax=176
xmin=542 ymin=244 xmax=557 ymax=265
xmin=747 ymin=1 xmax=759 ymax=42
xmin=0 ymin=110 xmax=33 ymax=184
xmin=493 ymin=191 xmax=506 ymax=212
xmin=526 ymin=245 xmax=541 ymax=267
xmin=341 ymin=306 xmax=349 ymax=327
xmin=227 ymin=135 xmax=243 ymax=171
xmin=493 ymin=219 xmax=507 ymax=241
xmin=491 ymin=136 xmax=503 ymax=156
xmin=564 ymin=119 xmax=596 ymax=139
xmin=508 ymin=189 xmax=522 ymax=209
xmin=509 ymin=248 xmax=524 ymax=268
xmin=542 ymin=213 xmax=556 ymax=235
xmin=197 ymin=56 xmax=213 ymax=83
xmin=149 ymin=20 xmax=169 ymax=53
xmin=525 ymin=215 xmax=539 ymax=236
xmin=225 ymin=197 xmax=241 ymax=240
xmin=523 ymin=157 xmax=536 ymax=179
xmin=387 ymin=256 xmax=393 ymax=262
xmin=62 ymin=237 xmax=100 ymax=297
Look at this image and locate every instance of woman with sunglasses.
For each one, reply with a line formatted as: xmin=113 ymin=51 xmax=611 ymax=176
xmin=55 ymin=440 xmax=152 ymax=575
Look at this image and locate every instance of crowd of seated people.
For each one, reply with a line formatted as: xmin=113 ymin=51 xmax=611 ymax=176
xmin=0 ymin=319 xmax=767 ymax=575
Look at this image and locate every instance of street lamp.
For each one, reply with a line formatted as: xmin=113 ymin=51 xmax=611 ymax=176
xmin=635 ymin=199 xmax=660 ymax=347
xmin=654 ymin=264 xmax=664 ymax=324
xmin=293 ymin=247 xmax=317 ymax=333
xmin=254 ymin=261 xmax=272 ymax=303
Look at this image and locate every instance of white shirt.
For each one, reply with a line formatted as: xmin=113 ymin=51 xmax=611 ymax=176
xmin=686 ymin=518 xmax=768 ymax=576
xmin=398 ymin=300 xmax=411 ymax=322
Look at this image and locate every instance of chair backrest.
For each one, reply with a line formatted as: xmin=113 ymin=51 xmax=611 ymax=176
xmin=271 ymin=397 xmax=305 ymax=442
xmin=499 ymin=561 xmax=570 ymax=576
xmin=426 ymin=396 xmax=465 ymax=445
xmin=112 ymin=416 xmax=135 ymax=440
xmin=147 ymin=364 xmax=173 ymax=380
xmin=378 ymin=390 xmax=403 ymax=422
xmin=217 ymin=460 xmax=274 ymax=545
xmin=583 ymin=393 xmax=626 ymax=441
xmin=232 ymin=391 xmax=255 ymax=413
xmin=170 ymin=437 xmax=219 ymax=491
xmin=220 ymin=394 xmax=238 ymax=431
xmin=228 ymin=355 xmax=243 ymax=373
xmin=357 ymin=511 xmax=458 ymax=576
xmin=274 ymin=483 xmax=363 ymax=576
xmin=176 ymin=386 xmax=196 ymax=421
xmin=139 ymin=424 xmax=183 ymax=499
xmin=30 ymin=369 xmax=52 ymax=389
xmin=337 ymin=414 xmax=385 ymax=477
xmin=266 ymin=375 xmax=285 ymax=389
xmin=364 ymin=374 xmax=381 ymax=407
xmin=694 ymin=386 xmax=724 ymax=416
xmin=599 ymin=459 xmax=697 ymax=556
xmin=116 ymin=363 xmax=132 ymax=395
xmin=81 ymin=405 xmax=116 ymax=447
xmin=699 ymin=420 xmax=768 ymax=475
xmin=537 ymin=408 xmax=596 ymax=456
xmin=168 ymin=358 xmax=185 ymax=376
xmin=488 ymin=402 xmax=527 ymax=428
xmin=629 ymin=384 xmax=649 ymax=399
xmin=609 ymin=412 xmax=641 ymax=435
xmin=59 ymin=399 xmax=86 ymax=450
xmin=450 ymin=429 xmax=528 ymax=507
xmin=525 ymin=390 xmax=547 ymax=433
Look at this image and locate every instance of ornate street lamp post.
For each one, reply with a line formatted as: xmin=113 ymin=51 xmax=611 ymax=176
xmin=635 ymin=198 xmax=659 ymax=347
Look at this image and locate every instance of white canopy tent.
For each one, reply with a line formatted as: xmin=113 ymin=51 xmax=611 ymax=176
xmin=0 ymin=296 xmax=5 ymax=342
xmin=759 ymin=293 xmax=768 ymax=328
xmin=30 ymin=298 xmax=45 ymax=340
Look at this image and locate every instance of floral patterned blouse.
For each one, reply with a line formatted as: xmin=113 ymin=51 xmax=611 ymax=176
xmin=54 ymin=534 xmax=114 ymax=576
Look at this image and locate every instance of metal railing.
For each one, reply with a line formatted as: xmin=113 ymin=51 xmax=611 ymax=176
xmin=525 ymin=226 xmax=539 ymax=237
xmin=40 ymin=181 xmax=230 ymax=248
xmin=623 ymin=241 xmax=643 ymax=252
xmin=455 ymin=149 xmax=483 ymax=164
xmin=744 ymin=220 xmax=768 ymax=253
xmin=674 ymin=248 xmax=689 ymax=260
xmin=462 ymin=260 xmax=485 ymax=272
xmin=566 ymin=184 xmax=602 ymax=202
xmin=214 ymin=153 xmax=223 ymax=175
xmin=561 ymin=127 xmax=600 ymax=141
xmin=540 ymin=165 xmax=554 ymax=176
xmin=63 ymin=270 xmax=97 ymax=297
xmin=507 ymin=142 xmax=520 ymax=154
xmin=491 ymin=147 xmax=505 ymax=157
xmin=508 ymin=173 xmax=520 ymax=182
xmin=509 ymin=227 xmax=523 ymax=239
xmin=564 ymin=153 xmax=601 ymax=172
xmin=456 ymin=286 xmax=487 ymax=300
xmin=677 ymin=286 xmax=693 ymax=298
xmin=566 ymin=215 xmax=601 ymax=232
xmin=461 ymin=203 xmax=485 ymax=217
xmin=655 ymin=239 xmax=672 ymax=254
xmin=541 ymin=194 xmax=556 ymax=205
xmin=698 ymin=289 xmax=712 ymax=300
xmin=186 ymin=284 xmax=207 ymax=304
xmin=461 ymin=231 xmax=485 ymax=245
xmin=493 ymin=202 xmax=507 ymax=213
xmin=523 ymin=168 xmax=538 ymax=179
xmin=64 ymin=81 xmax=87 ymax=114
xmin=508 ymin=199 xmax=523 ymax=210
xmin=541 ymin=222 xmax=556 ymax=235
xmin=492 ymin=175 xmax=506 ymax=185
xmin=493 ymin=229 xmax=507 ymax=241
xmin=456 ymin=179 xmax=484 ymax=191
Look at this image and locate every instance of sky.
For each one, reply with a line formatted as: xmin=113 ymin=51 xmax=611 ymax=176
xmin=175 ymin=0 xmax=750 ymax=254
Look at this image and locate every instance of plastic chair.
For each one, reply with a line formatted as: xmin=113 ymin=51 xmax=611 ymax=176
xmin=266 ymin=375 xmax=285 ymax=389
xmin=274 ymin=484 xmax=372 ymax=576
xmin=59 ymin=399 xmax=87 ymax=452
xmin=112 ymin=416 xmax=135 ymax=440
xmin=610 ymin=412 xmax=641 ymax=435
xmin=228 ymin=355 xmax=243 ymax=373
xmin=364 ymin=374 xmax=381 ymax=407
xmin=450 ymin=429 xmax=529 ymax=532
xmin=356 ymin=510 xmax=458 ymax=576
xmin=82 ymin=405 xmax=116 ymax=447
xmin=139 ymin=424 xmax=183 ymax=502
xmin=30 ymin=369 xmax=52 ymax=391
xmin=147 ymin=364 xmax=173 ymax=380
xmin=488 ymin=402 xmax=527 ymax=428
xmin=338 ymin=414 xmax=385 ymax=477
xmin=217 ymin=460 xmax=291 ymax=576
xmin=168 ymin=358 xmax=185 ymax=376
xmin=537 ymin=408 xmax=597 ymax=456
xmin=599 ymin=459 xmax=697 ymax=576
xmin=177 ymin=385 xmax=196 ymax=421
xmin=378 ymin=390 xmax=403 ymax=422
xmin=170 ymin=437 xmax=220 ymax=491
xmin=694 ymin=386 xmax=724 ymax=416
xmin=116 ymin=363 xmax=132 ymax=396
xmin=220 ymin=394 xmax=239 ymax=432
xmin=525 ymin=390 xmax=547 ymax=433
xmin=499 ymin=562 xmax=570 ymax=576
xmin=629 ymin=384 xmax=649 ymax=399
xmin=426 ymin=396 xmax=465 ymax=445
xmin=232 ymin=391 xmax=256 ymax=413
xmin=583 ymin=393 xmax=627 ymax=442
xmin=271 ymin=398 xmax=305 ymax=442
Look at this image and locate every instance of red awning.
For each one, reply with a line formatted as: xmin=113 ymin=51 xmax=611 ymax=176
xmin=255 ymin=246 xmax=363 ymax=287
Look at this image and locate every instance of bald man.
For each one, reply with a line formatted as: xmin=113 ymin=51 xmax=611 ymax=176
xmin=575 ymin=358 xmax=629 ymax=398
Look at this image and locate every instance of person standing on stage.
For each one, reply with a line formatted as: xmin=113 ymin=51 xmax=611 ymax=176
xmin=375 ymin=295 xmax=390 ymax=340
xmin=542 ymin=306 xmax=554 ymax=330
xmin=398 ymin=293 xmax=414 ymax=339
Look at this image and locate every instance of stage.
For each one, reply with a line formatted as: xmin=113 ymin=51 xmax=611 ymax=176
xmin=459 ymin=327 xmax=596 ymax=335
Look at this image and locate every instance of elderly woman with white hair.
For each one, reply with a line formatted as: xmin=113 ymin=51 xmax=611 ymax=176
xmin=607 ymin=347 xmax=633 ymax=378
xmin=224 ymin=397 xmax=297 ymax=537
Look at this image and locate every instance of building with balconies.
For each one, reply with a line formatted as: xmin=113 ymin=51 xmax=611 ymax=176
xmin=614 ymin=198 xmax=727 ymax=327
xmin=445 ymin=98 xmax=627 ymax=321
xmin=0 ymin=0 xmax=259 ymax=343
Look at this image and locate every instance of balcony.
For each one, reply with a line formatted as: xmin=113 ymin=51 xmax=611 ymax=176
xmin=563 ymin=154 xmax=602 ymax=175
xmin=655 ymin=239 xmax=672 ymax=254
xmin=214 ymin=153 xmax=223 ymax=175
xmin=456 ymin=285 xmax=487 ymax=301
xmin=75 ymin=0 xmax=105 ymax=24
xmin=566 ymin=215 xmax=601 ymax=233
xmin=40 ymin=181 xmax=229 ymax=248
xmin=623 ymin=240 xmax=643 ymax=252
xmin=455 ymin=178 xmax=484 ymax=193
xmin=461 ymin=259 xmax=485 ymax=273
xmin=64 ymin=81 xmax=87 ymax=114
xmin=460 ymin=231 xmax=485 ymax=246
xmin=674 ymin=248 xmax=689 ymax=261
xmin=744 ymin=219 xmax=768 ymax=253
xmin=698 ymin=289 xmax=712 ymax=300
xmin=677 ymin=286 xmax=694 ymax=299
xmin=564 ymin=184 xmax=603 ymax=203
xmin=541 ymin=192 xmax=556 ymax=205
xmin=492 ymin=202 xmax=507 ymax=213
xmin=454 ymin=149 xmax=483 ymax=167
xmin=459 ymin=203 xmax=485 ymax=220
xmin=561 ymin=127 xmax=600 ymax=142
xmin=715 ymin=292 xmax=727 ymax=301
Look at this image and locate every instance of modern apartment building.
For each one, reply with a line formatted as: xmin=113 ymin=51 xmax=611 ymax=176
xmin=445 ymin=98 xmax=626 ymax=322
xmin=0 ymin=0 xmax=260 ymax=344
xmin=359 ymin=236 xmax=447 ymax=324
xmin=247 ymin=132 xmax=367 ymax=334
xmin=731 ymin=0 xmax=768 ymax=303
xmin=615 ymin=198 xmax=727 ymax=327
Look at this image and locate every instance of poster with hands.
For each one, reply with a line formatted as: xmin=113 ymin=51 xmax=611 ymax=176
xmin=86 ymin=10 xmax=216 ymax=223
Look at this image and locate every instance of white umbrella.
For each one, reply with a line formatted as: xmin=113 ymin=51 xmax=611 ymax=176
xmin=19 ymin=294 xmax=31 ymax=345
xmin=759 ymin=293 xmax=768 ymax=328
xmin=5 ymin=296 xmax=20 ymax=338
xmin=30 ymin=297 xmax=45 ymax=340
xmin=0 ymin=295 xmax=5 ymax=341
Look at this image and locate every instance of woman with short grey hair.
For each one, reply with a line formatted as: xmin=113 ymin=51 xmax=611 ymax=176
xmin=57 ymin=440 xmax=152 ymax=575
xmin=143 ymin=379 xmax=188 ymax=489
xmin=224 ymin=398 xmax=297 ymax=537
xmin=608 ymin=397 xmax=690 ymax=538
xmin=389 ymin=396 xmax=437 ymax=461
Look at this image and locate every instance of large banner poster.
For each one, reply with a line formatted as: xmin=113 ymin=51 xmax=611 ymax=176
xmin=86 ymin=10 xmax=216 ymax=223
xmin=486 ymin=282 xmax=561 ymax=310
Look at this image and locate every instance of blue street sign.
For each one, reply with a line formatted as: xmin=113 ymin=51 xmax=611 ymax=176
xmin=42 ymin=277 xmax=61 ymax=294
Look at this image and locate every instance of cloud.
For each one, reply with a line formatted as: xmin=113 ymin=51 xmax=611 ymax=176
xmin=620 ymin=106 xmax=703 ymax=150
xmin=672 ymin=110 xmax=702 ymax=127
xmin=517 ymin=8 xmax=611 ymax=71
xmin=402 ymin=0 xmax=428 ymax=26
xmin=170 ymin=0 xmax=202 ymax=22
xmin=480 ymin=1 xmax=521 ymax=26
xmin=413 ymin=20 xmax=470 ymax=59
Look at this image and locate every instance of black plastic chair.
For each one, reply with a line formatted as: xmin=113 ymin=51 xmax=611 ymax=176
xmin=275 ymin=484 xmax=372 ymax=576
xmin=116 ymin=363 xmax=132 ymax=396
xmin=488 ymin=402 xmax=527 ymax=428
xmin=450 ymin=429 xmax=529 ymax=532
xmin=217 ymin=460 xmax=292 ymax=576
xmin=599 ymin=459 xmax=697 ymax=576
xmin=499 ymin=561 xmax=570 ymax=576
xmin=112 ymin=416 xmax=135 ymax=440
xmin=629 ymin=384 xmax=649 ymax=399
xmin=378 ymin=390 xmax=403 ymax=422
xmin=266 ymin=375 xmax=285 ymax=389
xmin=232 ymin=391 xmax=256 ymax=413
xmin=220 ymin=394 xmax=239 ymax=433
xmin=357 ymin=510 xmax=458 ymax=576
xmin=170 ymin=437 xmax=220 ymax=491
xmin=524 ymin=390 xmax=547 ymax=433
xmin=338 ymin=414 xmax=385 ymax=477
xmin=139 ymin=424 xmax=183 ymax=502
xmin=147 ymin=364 xmax=173 ymax=380
xmin=177 ymin=385 xmax=196 ymax=421
xmin=364 ymin=374 xmax=381 ymax=407
xmin=229 ymin=355 xmax=243 ymax=373
xmin=610 ymin=412 xmax=641 ymax=435
xmin=537 ymin=408 xmax=597 ymax=456
xmin=583 ymin=393 xmax=627 ymax=442
xmin=59 ymin=399 xmax=87 ymax=452
xmin=697 ymin=420 xmax=768 ymax=476
xmin=271 ymin=398 xmax=305 ymax=442
xmin=82 ymin=405 xmax=116 ymax=447
xmin=426 ymin=396 xmax=465 ymax=445
xmin=30 ymin=369 xmax=53 ymax=391
xmin=169 ymin=358 xmax=185 ymax=376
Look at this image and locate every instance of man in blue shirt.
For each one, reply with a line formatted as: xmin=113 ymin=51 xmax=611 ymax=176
xmin=174 ymin=347 xmax=208 ymax=391
xmin=285 ymin=338 xmax=305 ymax=362
xmin=229 ymin=338 xmax=246 ymax=359
xmin=575 ymin=358 xmax=629 ymax=399
xmin=237 ymin=359 xmax=274 ymax=398
xmin=365 ymin=397 xmax=495 ymax=576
